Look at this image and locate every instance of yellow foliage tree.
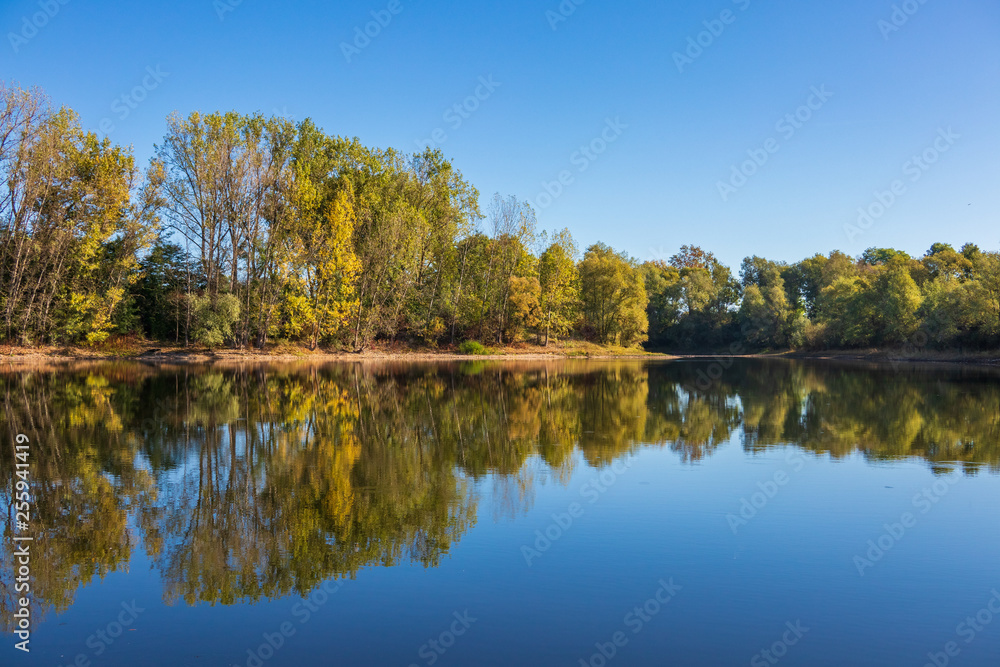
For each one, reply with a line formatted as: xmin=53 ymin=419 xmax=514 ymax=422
xmin=285 ymin=185 xmax=362 ymax=348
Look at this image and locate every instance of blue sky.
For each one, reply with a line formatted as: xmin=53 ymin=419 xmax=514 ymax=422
xmin=2 ymin=0 xmax=998 ymax=269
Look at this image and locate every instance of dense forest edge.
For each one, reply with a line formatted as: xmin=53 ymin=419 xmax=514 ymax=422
xmin=2 ymin=82 xmax=999 ymax=363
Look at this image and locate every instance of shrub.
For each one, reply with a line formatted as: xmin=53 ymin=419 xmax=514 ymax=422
xmin=189 ymin=294 xmax=241 ymax=348
xmin=458 ymin=340 xmax=492 ymax=356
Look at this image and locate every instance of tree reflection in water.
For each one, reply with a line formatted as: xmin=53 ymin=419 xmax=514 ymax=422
xmin=2 ymin=359 xmax=998 ymax=630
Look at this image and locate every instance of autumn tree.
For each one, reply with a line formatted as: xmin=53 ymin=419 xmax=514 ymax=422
xmin=0 ymin=83 xmax=161 ymax=344
xmin=578 ymin=243 xmax=648 ymax=346
xmin=284 ymin=186 xmax=361 ymax=348
xmin=537 ymin=229 xmax=580 ymax=346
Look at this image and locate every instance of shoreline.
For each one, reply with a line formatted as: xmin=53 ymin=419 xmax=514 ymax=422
xmin=2 ymin=344 xmax=999 ymax=367
xmin=669 ymin=350 xmax=1000 ymax=368
xmin=0 ymin=343 xmax=668 ymax=366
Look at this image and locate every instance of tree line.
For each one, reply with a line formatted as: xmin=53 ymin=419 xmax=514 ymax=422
xmin=644 ymin=243 xmax=1000 ymax=351
xmin=2 ymin=81 xmax=997 ymax=351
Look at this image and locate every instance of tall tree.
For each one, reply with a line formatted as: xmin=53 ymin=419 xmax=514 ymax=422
xmin=578 ymin=243 xmax=648 ymax=346
xmin=873 ymin=257 xmax=922 ymax=344
xmin=285 ymin=186 xmax=361 ymax=349
xmin=641 ymin=261 xmax=682 ymax=347
xmin=537 ymin=230 xmax=580 ymax=346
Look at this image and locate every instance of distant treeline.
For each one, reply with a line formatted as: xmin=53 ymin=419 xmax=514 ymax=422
xmin=1 ymin=82 xmax=998 ymax=351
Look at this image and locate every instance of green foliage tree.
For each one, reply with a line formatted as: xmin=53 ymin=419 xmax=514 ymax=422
xmin=537 ymin=230 xmax=580 ymax=346
xmin=189 ymin=293 xmax=241 ymax=347
xmin=973 ymin=252 xmax=1000 ymax=340
xmin=861 ymin=247 xmax=911 ymax=266
xmin=134 ymin=236 xmax=189 ymax=341
xmin=738 ymin=256 xmax=804 ymax=349
xmin=641 ymin=261 xmax=682 ymax=347
xmin=739 ymin=283 xmax=796 ymax=349
xmin=919 ymin=277 xmax=983 ymax=345
xmin=922 ymin=242 xmax=974 ymax=281
xmin=818 ymin=275 xmax=875 ymax=347
xmin=578 ymin=243 xmax=648 ymax=346
xmin=872 ymin=258 xmax=922 ymax=344
xmin=653 ymin=246 xmax=740 ymax=350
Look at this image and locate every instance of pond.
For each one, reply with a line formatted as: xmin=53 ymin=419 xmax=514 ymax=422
xmin=2 ymin=359 xmax=999 ymax=666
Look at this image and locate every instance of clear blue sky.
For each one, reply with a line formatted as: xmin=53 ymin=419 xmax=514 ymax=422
xmin=2 ymin=0 xmax=998 ymax=269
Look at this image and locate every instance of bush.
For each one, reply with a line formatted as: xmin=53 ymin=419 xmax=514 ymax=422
xmin=190 ymin=293 xmax=241 ymax=348
xmin=802 ymin=320 xmax=828 ymax=350
xmin=458 ymin=340 xmax=492 ymax=356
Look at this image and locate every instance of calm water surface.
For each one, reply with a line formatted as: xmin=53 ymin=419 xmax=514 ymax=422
xmin=2 ymin=359 xmax=999 ymax=666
